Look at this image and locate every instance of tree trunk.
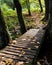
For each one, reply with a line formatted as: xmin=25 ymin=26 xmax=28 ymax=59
xmin=38 ymin=0 xmax=43 ymax=12
xmin=13 ymin=0 xmax=27 ymax=34
xmin=26 ymin=0 xmax=31 ymax=16
xmin=44 ymin=0 xmax=49 ymax=20
xmin=41 ymin=0 xmax=49 ymax=21
xmin=48 ymin=0 xmax=52 ymax=45
xmin=38 ymin=0 xmax=52 ymax=60
xmin=0 ymin=9 xmax=9 ymax=49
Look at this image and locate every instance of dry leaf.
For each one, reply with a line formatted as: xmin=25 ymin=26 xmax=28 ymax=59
xmin=22 ymin=38 xmax=26 ymax=41
xmin=5 ymin=59 xmax=13 ymax=64
xmin=28 ymin=48 xmax=31 ymax=50
xmin=0 ymin=61 xmax=6 ymax=65
xmin=31 ymin=42 xmax=35 ymax=44
xmin=37 ymin=42 xmax=40 ymax=44
xmin=34 ymin=46 xmax=39 ymax=48
xmin=16 ymin=61 xmax=24 ymax=65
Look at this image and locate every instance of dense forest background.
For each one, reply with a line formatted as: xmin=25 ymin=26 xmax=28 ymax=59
xmin=1 ymin=0 xmax=44 ymax=39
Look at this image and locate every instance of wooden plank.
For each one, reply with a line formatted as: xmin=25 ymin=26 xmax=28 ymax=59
xmin=2 ymin=46 xmax=37 ymax=56
xmin=0 ymin=53 xmax=33 ymax=62
xmin=1 ymin=50 xmax=34 ymax=59
xmin=5 ymin=48 xmax=36 ymax=56
xmin=8 ymin=46 xmax=37 ymax=53
xmin=16 ymin=29 xmax=39 ymax=41
xmin=9 ymin=44 xmax=38 ymax=50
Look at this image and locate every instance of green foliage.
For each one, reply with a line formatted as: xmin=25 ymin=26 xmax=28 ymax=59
xmin=1 ymin=3 xmax=18 ymax=30
xmin=4 ymin=16 xmax=18 ymax=30
xmin=1 ymin=0 xmax=14 ymax=9
xmin=1 ymin=0 xmax=44 ymax=39
xmin=1 ymin=0 xmax=44 ymax=13
xmin=1 ymin=4 xmax=9 ymax=12
xmin=1 ymin=3 xmax=15 ymax=15
xmin=20 ymin=0 xmax=44 ymax=13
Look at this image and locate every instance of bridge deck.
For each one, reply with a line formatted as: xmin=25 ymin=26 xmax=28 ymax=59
xmin=0 ymin=29 xmax=45 ymax=65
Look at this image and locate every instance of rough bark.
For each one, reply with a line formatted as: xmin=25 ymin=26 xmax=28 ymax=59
xmin=0 ymin=9 xmax=9 ymax=49
xmin=13 ymin=0 xmax=27 ymax=34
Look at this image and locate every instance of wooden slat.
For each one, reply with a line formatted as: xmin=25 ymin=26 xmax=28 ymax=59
xmin=9 ymin=44 xmax=38 ymax=50
xmin=5 ymin=48 xmax=36 ymax=56
xmin=0 ymin=29 xmax=45 ymax=65
xmin=0 ymin=53 xmax=33 ymax=62
xmin=1 ymin=50 xmax=34 ymax=59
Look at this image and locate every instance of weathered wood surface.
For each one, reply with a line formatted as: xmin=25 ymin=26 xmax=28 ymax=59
xmin=0 ymin=29 xmax=45 ymax=65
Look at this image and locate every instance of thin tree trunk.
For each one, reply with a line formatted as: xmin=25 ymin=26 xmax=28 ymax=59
xmin=38 ymin=0 xmax=43 ymax=12
xmin=26 ymin=0 xmax=31 ymax=16
xmin=44 ymin=0 xmax=49 ymax=20
xmin=0 ymin=9 xmax=9 ymax=49
xmin=13 ymin=0 xmax=27 ymax=34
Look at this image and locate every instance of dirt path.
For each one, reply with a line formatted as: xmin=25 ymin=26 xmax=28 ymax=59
xmin=24 ymin=12 xmax=46 ymax=29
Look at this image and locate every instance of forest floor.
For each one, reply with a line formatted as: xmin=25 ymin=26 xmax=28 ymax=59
xmin=23 ymin=12 xmax=47 ymax=30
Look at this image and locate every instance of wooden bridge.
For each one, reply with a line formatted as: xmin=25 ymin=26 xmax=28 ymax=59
xmin=0 ymin=29 xmax=45 ymax=65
